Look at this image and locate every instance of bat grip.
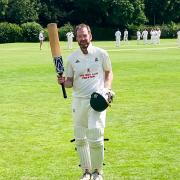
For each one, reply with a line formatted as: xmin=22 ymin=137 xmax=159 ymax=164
xmin=61 ymin=83 xmax=67 ymax=98
xmin=59 ymin=73 xmax=67 ymax=99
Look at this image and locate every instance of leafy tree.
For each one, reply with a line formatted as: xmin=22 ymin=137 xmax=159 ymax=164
xmin=0 ymin=0 xmax=8 ymax=21
xmin=130 ymin=0 xmax=147 ymax=25
xmin=100 ymin=0 xmax=146 ymax=28
xmin=68 ymin=0 xmax=107 ymax=26
xmin=105 ymin=0 xmax=134 ymax=27
xmin=144 ymin=0 xmax=180 ymax=25
xmin=6 ymin=0 xmax=40 ymax=24
xmin=39 ymin=0 xmax=74 ymax=26
xmin=0 ymin=0 xmax=179 ymax=30
xmin=65 ymin=0 xmax=146 ymax=28
xmin=38 ymin=0 xmax=60 ymax=25
xmin=164 ymin=0 xmax=180 ymax=23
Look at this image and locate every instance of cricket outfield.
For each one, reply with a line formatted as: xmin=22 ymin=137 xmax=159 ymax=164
xmin=0 ymin=39 xmax=179 ymax=179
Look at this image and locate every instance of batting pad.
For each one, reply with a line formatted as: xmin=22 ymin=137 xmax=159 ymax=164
xmin=87 ymin=128 xmax=104 ymax=172
xmin=74 ymin=126 xmax=91 ymax=170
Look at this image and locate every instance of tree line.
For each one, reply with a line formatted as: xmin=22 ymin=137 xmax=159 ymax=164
xmin=0 ymin=0 xmax=180 ymax=28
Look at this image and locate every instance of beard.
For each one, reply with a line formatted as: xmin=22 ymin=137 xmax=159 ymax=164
xmin=78 ymin=40 xmax=90 ymax=52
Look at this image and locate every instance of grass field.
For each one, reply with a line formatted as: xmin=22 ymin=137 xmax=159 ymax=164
xmin=0 ymin=39 xmax=179 ymax=180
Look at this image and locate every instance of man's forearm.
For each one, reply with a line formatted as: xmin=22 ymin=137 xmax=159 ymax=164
xmin=104 ymin=71 xmax=113 ymax=89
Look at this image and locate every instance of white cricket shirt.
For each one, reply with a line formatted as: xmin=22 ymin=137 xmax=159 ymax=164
xmin=39 ymin=33 xmax=44 ymax=40
xmin=177 ymin=31 xmax=180 ymax=38
xmin=65 ymin=44 xmax=112 ymax=98
xmin=115 ymin=31 xmax=121 ymax=40
xmin=142 ymin=30 xmax=148 ymax=38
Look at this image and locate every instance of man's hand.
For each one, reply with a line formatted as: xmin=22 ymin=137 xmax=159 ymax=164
xmin=104 ymin=88 xmax=115 ymax=104
xmin=57 ymin=76 xmax=73 ymax=88
xmin=57 ymin=75 xmax=65 ymax=85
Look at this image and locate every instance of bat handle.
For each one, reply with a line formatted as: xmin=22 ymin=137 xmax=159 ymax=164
xmin=61 ymin=83 xmax=67 ymax=98
xmin=58 ymin=73 xmax=67 ymax=98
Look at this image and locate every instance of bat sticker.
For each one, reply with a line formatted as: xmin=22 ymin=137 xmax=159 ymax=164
xmin=54 ymin=56 xmax=64 ymax=74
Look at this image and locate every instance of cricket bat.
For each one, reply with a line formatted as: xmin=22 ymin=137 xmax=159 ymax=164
xmin=47 ymin=23 xmax=67 ymax=98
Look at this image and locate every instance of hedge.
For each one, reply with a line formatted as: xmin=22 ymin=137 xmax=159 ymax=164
xmin=0 ymin=22 xmax=22 ymax=43
xmin=58 ymin=22 xmax=74 ymax=41
xmin=21 ymin=22 xmax=44 ymax=42
xmin=0 ymin=22 xmax=180 ymax=43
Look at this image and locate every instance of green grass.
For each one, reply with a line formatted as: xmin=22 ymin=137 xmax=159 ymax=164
xmin=0 ymin=39 xmax=179 ymax=180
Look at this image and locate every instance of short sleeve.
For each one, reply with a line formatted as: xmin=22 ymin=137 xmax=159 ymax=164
xmin=65 ymin=58 xmax=73 ymax=78
xmin=102 ymin=50 xmax=112 ymax=71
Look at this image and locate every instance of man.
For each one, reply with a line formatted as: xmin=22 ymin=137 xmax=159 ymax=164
xmin=177 ymin=30 xmax=180 ymax=47
xmin=123 ymin=29 xmax=128 ymax=44
xmin=154 ymin=28 xmax=159 ymax=44
xmin=66 ymin=31 xmax=74 ymax=49
xmin=157 ymin=28 xmax=161 ymax=44
xmin=39 ymin=30 xmax=44 ymax=50
xmin=150 ymin=29 xmax=154 ymax=44
xmin=115 ymin=29 xmax=121 ymax=47
xmin=150 ymin=28 xmax=158 ymax=45
xmin=58 ymin=24 xmax=113 ymax=180
xmin=136 ymin=29 xmax=141 ymax=44
xmin=142 ymin=29 xmax=148 ymax=44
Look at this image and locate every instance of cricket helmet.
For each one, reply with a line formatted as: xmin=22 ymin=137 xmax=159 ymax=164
xmin=90 ymin=88 xmax=114 ymax=112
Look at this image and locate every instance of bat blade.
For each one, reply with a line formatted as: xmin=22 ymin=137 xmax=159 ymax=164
xmin=47 ymin=23 xmax=67 ymax=98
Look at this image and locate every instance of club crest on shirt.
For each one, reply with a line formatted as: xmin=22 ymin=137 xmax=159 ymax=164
xmin=87 ymin=68 xmax=90 ymax=73
xmin=75 ymin=59 xmax=80 ymax=63
xmin=95 ymin=57 xmax=99 ymax=62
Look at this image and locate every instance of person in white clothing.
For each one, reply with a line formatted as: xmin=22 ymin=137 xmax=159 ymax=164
xmin=58 ymin=24 xmax=113 ymax=180
xmin=123 ymin=29 xmax=128 ymax=44
xmin=136 ymin=29 xmax=141 ymax=44
xmin=142 ymin=29 xmax=148 ymax=44
xmin=115 ymin=29 xmax=121 ymax=47
xmin=157 ymin=28 xmax=161 ymax=44
xmin=39 ymin=30 xmax=44 ymax=50
xmin=154 ymin=29 xmax=159 ymax=44
xmin=150 ymin=29 xmax=153 ymax=44
xmin=177 ymin=30 xmax=180 ymax=47
xmin=150 ymin=29 xmax=157 ymax=44
xmin=66 ymin=31 xmax=74 ymax=49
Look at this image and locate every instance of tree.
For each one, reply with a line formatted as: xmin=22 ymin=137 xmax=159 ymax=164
xmin=163 ymin=0 xmax=180 ymax=23
xmin=65 ymin=0 xmax=147 ymax=28
xmin=38 ymin=0 xmax=74 ymax=26
xmin=105 ymin=0 xmax=134 ymax=27
xmin=67 ymin=0 xmax=106 ymax=26
xmin=6 ymin=0 xmax=40 ymax=24
xmin=144 ymin=0 xmax=180 ymax=25
xmin=130 ymin=0 xmax=147 ymax=25
xmin=0 ymin=0 xmax=8 ymax=21
xmin=101 ymin=0 xmax=146 ymax=27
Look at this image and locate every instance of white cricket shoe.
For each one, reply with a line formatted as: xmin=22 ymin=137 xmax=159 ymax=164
xmin=80 ymin=170 xmax=91 ymax=180
xmin=91 ymin=170 xmax=103 ymax=180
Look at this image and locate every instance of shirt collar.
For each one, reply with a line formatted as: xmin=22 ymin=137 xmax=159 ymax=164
xmin=87 ymin=43 xmax=93 ymax=54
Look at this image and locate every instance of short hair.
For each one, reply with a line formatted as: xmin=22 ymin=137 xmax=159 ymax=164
xmin=75 ymin=23 xmax=91 ymax=36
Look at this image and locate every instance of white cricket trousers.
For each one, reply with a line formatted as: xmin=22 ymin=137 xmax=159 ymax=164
xmin=72 ymin=97 xmax=106 ymax=172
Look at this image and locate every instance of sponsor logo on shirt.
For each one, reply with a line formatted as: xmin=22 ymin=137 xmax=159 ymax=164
xmin=80 ymin=72 xmax=98 ymax=79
